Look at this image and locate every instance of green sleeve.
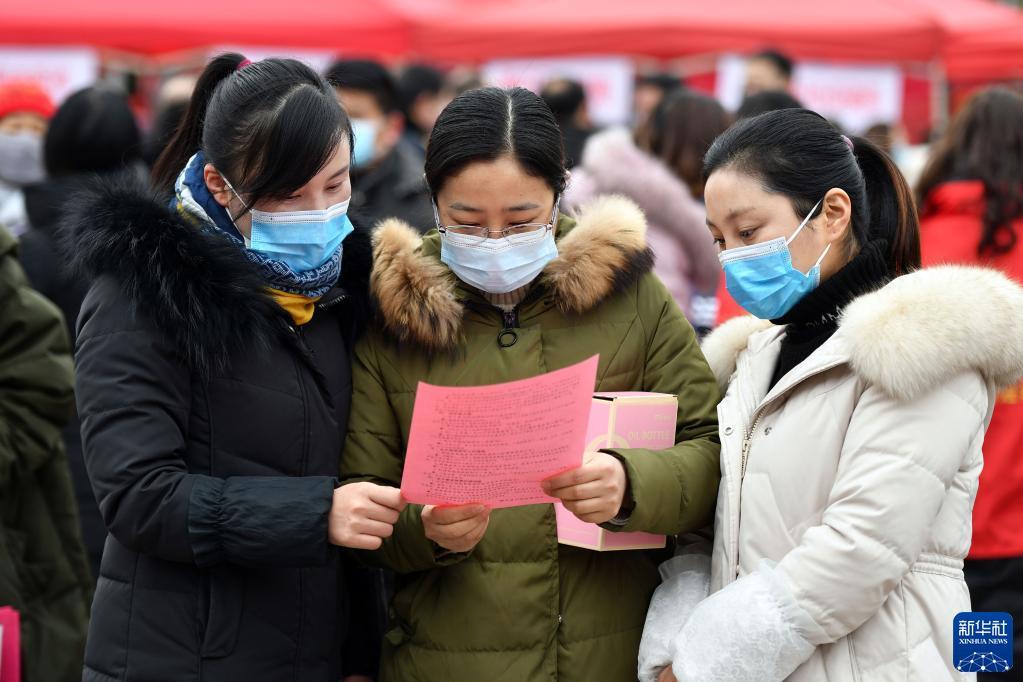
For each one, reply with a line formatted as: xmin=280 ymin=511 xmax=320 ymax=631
xmin=0 ymin=237 xmax=74 ymax=488
xmin=602 ymin=274 xmax=721 ymax=535
xmin=340 ymin=329 xmax=469 ymax=573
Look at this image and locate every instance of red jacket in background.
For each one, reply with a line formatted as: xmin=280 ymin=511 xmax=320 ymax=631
xmin=921 ymin=179 xmax=1023 ymax=559
xmin=715 ymin=270 xmax=746 ymax=326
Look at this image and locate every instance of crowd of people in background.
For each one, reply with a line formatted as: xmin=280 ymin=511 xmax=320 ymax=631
xmin=0 ymin=46 xmax=1022 ymax=682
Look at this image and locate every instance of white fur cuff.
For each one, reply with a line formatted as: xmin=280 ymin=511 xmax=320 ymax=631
xmin=638 ymin=553 xmax=712 ymax=682
xmin=670 ymin=562 xmax=827 ymax=682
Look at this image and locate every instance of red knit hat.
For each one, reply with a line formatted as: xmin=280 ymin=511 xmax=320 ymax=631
xmin=0 ymin=81 xmax=56 ymax=121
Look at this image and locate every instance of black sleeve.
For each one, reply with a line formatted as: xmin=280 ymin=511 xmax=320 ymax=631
xmin=75 ymin=279 xmax=336 ymax=568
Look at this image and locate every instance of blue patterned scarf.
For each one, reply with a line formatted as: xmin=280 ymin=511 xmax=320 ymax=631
xmin=173 ymin=152 xmax=343 ymax=297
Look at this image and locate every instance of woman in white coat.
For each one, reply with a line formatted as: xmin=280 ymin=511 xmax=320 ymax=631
xmin=640 ymin=108 xmax=1023 ymax=681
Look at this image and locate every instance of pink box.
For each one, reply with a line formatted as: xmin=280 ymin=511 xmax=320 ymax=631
xmin=555 ymin=392 xmax=678 ymax=551
xmin=0 ymin=606 xmax=20 ymax=682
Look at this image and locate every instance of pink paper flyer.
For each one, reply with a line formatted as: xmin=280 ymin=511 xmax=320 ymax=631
xmin=401 ymin=355 xmax=598 ymax=509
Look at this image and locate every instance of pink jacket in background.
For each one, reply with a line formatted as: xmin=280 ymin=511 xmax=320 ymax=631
xmin=564 ymin=128 xmax=720 ymax=322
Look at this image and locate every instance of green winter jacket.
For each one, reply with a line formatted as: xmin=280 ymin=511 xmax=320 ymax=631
xmin=342 ymin=196 xmax=721 ymax=682
xmin=0 ymin=226 xmax=92 ymax=682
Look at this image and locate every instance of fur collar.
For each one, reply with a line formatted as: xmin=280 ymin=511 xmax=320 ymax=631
xmin=61 ymin=176 xmax=372 ymax=378
xmin=701 ymin=265 xmax=1023 ymax=401
xmin=370 ymin=195 xmax=653 ymax=352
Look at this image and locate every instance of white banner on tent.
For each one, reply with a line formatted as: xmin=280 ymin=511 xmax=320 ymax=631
xmin=716 ymin=55 xmax=903 ymax=135
xmin=0 ymin=47 xmax=99 ymax=106
xmin=482 ymin=56 xmax=634 ymax=127
xmin=211 ymin=46 xmax=336 ymax=74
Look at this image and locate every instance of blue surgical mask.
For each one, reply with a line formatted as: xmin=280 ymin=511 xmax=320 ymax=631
xmin=437 ymin=200 xmax=560 ymax=294
xmin=718 ymin=200 xmax=830 ymax=320
xmin=223 ymin=175 xmax=354 ymax=272
xmin=350 ymin=118 xmax=379 ymax=169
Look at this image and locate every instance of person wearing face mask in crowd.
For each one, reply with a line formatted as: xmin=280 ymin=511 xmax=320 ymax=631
xmin=638 ymin=109 xmax=1023 ymax=682
xmin=16 ymin=85 xmax=144 ymax=582
xmin=326 ymin=59 xmax=434 ymax=233
xmin=63 ymin=54 xmax=405 ymax=682
xmin=340 ymin=87 xmax=722 ymax=682
xmin=0 ymin=81 xmax=53 ymax=237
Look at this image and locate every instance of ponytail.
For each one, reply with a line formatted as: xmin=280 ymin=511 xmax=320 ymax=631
xmin=151 ymin=52 xmax=246 ymax=194
xmin=850 ymin=136 xmax=921 ymax=275
xmin=150 ymin=53 xmax=349 ymax=205
xmin=704 ymin=108 xmax=920 ymax=279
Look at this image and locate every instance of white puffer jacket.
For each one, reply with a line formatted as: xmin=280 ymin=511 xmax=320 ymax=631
xmin=640 ymin=266 xmax=1023 ymax=681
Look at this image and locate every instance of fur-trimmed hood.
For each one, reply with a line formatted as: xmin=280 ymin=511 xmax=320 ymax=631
xmin=370 ymin=195 xmax=654 ymax=352
xmin=61 ymin=176 xmax=372 ymax=378
xmin=701 ymin=265 xmax=1023 ymax=401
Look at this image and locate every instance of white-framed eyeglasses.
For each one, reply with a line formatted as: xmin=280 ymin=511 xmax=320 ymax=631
xmin=434 ymin=197 xmax=561 ymax=246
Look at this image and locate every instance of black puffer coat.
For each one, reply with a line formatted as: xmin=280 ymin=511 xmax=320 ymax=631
xmin=64 ymin=180 xmax=374 ymax=682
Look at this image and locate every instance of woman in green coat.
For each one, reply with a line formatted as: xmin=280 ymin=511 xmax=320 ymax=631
xmin=0 ymin=224 xmax=92 ymax=682
xmin=341 ymin=87 xmax=721 ymax=682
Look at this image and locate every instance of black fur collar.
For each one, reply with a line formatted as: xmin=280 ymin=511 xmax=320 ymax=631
xmin=61 ymin=176 xmax=372 ymax=378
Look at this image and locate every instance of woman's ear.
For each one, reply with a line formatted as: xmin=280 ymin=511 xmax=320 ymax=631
xmin=203 ymin=163 xmax=233 ymax=210
xmin=821 ymin=187 xmax=852 ymax=243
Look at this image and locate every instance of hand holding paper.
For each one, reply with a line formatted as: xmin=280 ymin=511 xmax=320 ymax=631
xmin=400 ymin=356 xmax=599 ymax=509
xmin=422 ymin=504 xmax=491 ymax=553
xmin=542 ymin=451 xmax=628 ymax=525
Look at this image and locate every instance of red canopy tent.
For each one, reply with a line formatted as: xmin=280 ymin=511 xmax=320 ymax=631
xmin=945 ymin=24 xmax=1023 ymax=82
xmin=407 ymin=0 xmax=1021 ymax=66
xmin=0 ymin=0 xmax=413 ymax=58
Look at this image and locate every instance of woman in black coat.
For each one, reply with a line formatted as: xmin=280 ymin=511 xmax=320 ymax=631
xmin=66 ymin=54 xmax=405 ymax=682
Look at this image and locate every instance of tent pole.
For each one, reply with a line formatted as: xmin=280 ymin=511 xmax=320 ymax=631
xmin=929 ymin=58 xmax=949 ymax=141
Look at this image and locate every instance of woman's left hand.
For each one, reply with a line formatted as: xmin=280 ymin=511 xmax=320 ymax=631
xmin=542 ymin=451 xmax=628 ymax=525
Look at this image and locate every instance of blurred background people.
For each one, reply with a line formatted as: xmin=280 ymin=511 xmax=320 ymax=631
xmin=735 ymin=89 xmax=802 ymax=120
xmin=0 ymin=221 xmax=92 ymax=682
xmin=916 ymin=86 xmax=1023 ymax=680
xmin=743 ymin=48 xmax=794 ymax=96
xmin=565 ymin=89 xmax=724 ymax=331
xmin=143 ymin=72 xmax=198 ymax=167
xmin=633 ymin=71 xmax=683 ymax=129
xmin=541 ymin=77 xmax=595 ymax=168
xmin=17 ymin=84 xmax=143 ymax=580
xmin=0 ymin=81 xmax=54 ymax=238
xmin=397 ymin=63 xmax=451 ymax=158
xmin=327 ymin=59 xmax=433 ymax=231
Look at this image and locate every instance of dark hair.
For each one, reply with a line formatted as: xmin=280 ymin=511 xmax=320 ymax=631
xmin=751 ymin=49 xmax=794 ymax=79
xmin=917 ymin=87 xmax=1023 ymax=257
xmin=425 ymin=87 xmax=567 ymax=198
xmin=326 ymin=59 xmax=400 ymax=115
xmin=143 ymin=99 xmax=189 ymax=167
xmin=152 ymin=53 xmax=349 ymax=203
xmin=736 ymin=90 xmax=802 ymax=120
xmin=398 ymin=64 xmax=446 ymax=136
xmin=44 ymin=85 xmax=141 ymax=177
xmin=636 ymin=72 xmax=682 ymax=94
xmin=636 ymin=89 xmax=732 ymax=199
xmin=704 ymin=108 xmax=920 ymax=277
xmin=540 ymin=79 xmax=587 ymax=124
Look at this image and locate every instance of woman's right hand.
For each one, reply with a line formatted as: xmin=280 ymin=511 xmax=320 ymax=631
xmin=329 ymin=482 xmax=407 ymax=550
xmin=422 ymin=504 xmax=491 ymax=553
